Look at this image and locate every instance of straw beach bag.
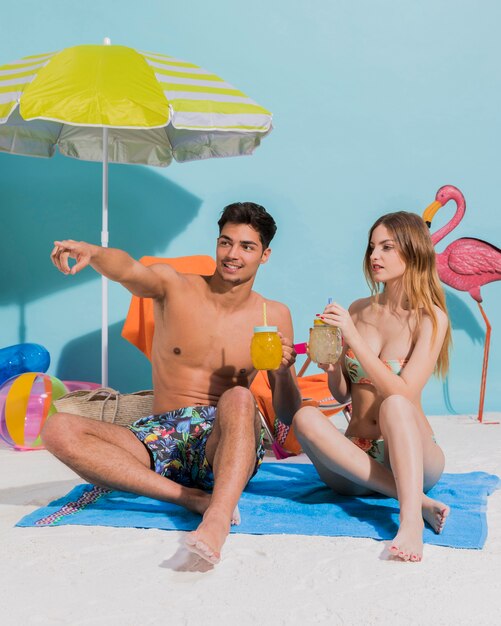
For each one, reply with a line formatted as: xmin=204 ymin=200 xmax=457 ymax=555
xmin=53 ymin=388 xmax=154 ymax=427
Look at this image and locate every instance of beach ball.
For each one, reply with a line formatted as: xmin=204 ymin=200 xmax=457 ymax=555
xmin=0 ymin=373 xmax=67 ymax=450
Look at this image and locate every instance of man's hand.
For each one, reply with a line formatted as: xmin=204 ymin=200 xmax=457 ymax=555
xmin=51 ymin=240 xmax=96 ymax=275
xmin=276 ymin=332 xmax=297 ymax=374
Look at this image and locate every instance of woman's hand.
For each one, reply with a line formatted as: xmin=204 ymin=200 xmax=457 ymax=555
xmin=316 ymin=361 xmax=339 ymax=373
xmin=317 ymin=302 xmax=358 ymax=345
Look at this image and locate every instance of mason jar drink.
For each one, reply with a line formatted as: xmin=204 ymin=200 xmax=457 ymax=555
xmin=308 ymin=320 xmax=342 ymax=365
xmin=251 ymin=326 xmax=282 ymax=370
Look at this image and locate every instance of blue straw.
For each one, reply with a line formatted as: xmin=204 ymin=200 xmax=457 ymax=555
xmin=327 ymin=297 xmax=333 ymax=304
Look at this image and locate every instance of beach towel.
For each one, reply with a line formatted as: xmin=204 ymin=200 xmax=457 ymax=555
xmin=17 ymin=463 xmax=499 ymax=550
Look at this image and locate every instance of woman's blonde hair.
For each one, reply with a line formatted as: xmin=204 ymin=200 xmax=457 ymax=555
xmin=363 ymin=211 xmax=451 ymax=377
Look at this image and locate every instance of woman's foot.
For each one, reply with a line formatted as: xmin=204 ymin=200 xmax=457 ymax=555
xmin=389 ymin=495 xmax=450 ymax=562
xmin=389 ymin=518 xmax=424 ymax=562
xmin=422 ymin=495 xmax=450 ymax=534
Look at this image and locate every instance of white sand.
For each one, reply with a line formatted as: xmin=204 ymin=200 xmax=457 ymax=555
xmin=0 ymin=413 xmax=500 ymax=626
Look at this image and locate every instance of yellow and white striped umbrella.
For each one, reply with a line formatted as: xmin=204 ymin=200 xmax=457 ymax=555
xmin=0 ymin=41 xmax=272 ymax=386
xmin=0 ymin=43 xmax=272 ymax=164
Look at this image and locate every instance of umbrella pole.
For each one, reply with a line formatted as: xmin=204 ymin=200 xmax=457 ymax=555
xmin=101 ymin=126 xmax=109 ymax=388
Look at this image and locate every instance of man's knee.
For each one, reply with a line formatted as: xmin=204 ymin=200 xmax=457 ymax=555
xmin=218 ymin=386 xmax=260 ymax=429
xmin=220 ymin=385 xmax=254 ymax=405
xmin=219 ymin=386 xmax=255 ymax=414
xmin=41 ymin=412 xmax=79 ymax=452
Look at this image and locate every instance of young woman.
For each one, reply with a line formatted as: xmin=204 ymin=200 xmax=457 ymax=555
xmin=293 ymin=211 xmax=451 ymax=562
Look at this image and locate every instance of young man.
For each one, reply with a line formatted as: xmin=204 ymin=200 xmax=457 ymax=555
xmin=42 ymin=202 xmax=301 ymax=565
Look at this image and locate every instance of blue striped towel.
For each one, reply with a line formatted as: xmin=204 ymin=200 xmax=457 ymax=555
xmin=16 ymin=463 xmax=499 ymax=549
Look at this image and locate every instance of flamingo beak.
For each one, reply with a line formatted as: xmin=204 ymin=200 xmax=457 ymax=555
xmin=422 ymin=200 xmax=442 ymax=228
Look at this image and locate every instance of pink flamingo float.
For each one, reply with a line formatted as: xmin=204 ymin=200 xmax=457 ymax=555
xmin=423 ymin=185 xmax=501 ymax=423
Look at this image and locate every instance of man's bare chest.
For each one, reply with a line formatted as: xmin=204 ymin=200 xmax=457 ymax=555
xmin=154 ymin=304 xmax=257 ymax=372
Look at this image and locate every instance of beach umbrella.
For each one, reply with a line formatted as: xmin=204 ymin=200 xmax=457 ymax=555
xmin=0 ymin=39 xmax=272 ymax=386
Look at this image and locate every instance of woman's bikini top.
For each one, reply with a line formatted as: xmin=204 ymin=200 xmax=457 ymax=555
xmin=345 ymin=348 xmax=407 ymax=386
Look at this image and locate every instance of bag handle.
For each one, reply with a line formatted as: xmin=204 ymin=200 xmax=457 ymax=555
xmin=80 ymin=387 xmax=119 ymax=423
xmin=85 ymin=387 xmax=117 ymax=402
xmin=99 ymin=393 xmax=118 ymax=422
xmin=127 ymin=390 xmax=154 ymax=398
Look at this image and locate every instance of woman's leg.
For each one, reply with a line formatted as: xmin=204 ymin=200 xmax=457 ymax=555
xmin=378 ymin=394 xmax=449 ymax=561
xmin=294 ymin=400 xmax=449 ymax=561
xmin=294 ymin=405 xmax=397 ymax=496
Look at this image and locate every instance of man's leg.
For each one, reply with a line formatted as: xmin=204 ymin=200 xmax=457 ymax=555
xmin=41 ymin=412 xmax=211 ymax=515
xmin=185 ymin=386 xmax=262 ymax=564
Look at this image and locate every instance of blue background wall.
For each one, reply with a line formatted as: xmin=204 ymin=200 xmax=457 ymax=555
xmin=1 ymin=0 xmax=499 ymax=414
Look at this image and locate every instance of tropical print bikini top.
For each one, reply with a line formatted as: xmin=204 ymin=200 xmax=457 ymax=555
xmin=345 ymin=348 xmax=408 ymax=386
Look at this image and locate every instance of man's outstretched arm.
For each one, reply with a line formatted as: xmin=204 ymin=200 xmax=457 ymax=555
xmin=267 ymin=304 xmax=302 ymax=426
xmin=51 ymin=240 xmax=173 ymax=299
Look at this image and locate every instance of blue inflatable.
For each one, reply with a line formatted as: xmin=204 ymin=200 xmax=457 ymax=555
xmin=0 ymin=343 xmax=50 ymax=386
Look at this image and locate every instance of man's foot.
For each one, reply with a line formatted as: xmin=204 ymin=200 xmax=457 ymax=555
xmin=231 ymin=504 xmax=241 ymax=526
xmin=185 ymin=508 xmax=234 ymax=565
xmin=422 ymin=495 xmax=450 ymax=534
xmin=389 ymin=519 xmax=424 ymax=562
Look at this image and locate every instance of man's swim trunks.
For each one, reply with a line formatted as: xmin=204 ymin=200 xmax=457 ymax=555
xmin=128 ymin=405 xmax=266 ymax=490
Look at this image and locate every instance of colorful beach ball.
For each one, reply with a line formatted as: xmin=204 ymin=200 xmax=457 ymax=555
xmin=0 ymin=373 xmax=67 ymax=450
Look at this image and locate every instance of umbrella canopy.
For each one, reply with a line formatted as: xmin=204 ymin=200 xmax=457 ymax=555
xmin=0 ymin=42 xmax=272 ymax=386
xmin=0 ymin=44 xmax=272 ymax=162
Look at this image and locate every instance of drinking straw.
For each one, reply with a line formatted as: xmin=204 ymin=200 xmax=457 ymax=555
xmin=328 ymin=297 xmax=333 ymax=304
xmin=263 ymin=301 xmax=267 ymax=326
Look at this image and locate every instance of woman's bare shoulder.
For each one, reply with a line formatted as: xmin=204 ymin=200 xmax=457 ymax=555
xmin=422 ymin=305 xmax=449 ymax=328
xmin=348 ymin=296 xmax=372 ymax=314
xmin=433 ymin=304 xmax=449 ymax=323
xmin=417 ymin=306 xmax=449 ymax=348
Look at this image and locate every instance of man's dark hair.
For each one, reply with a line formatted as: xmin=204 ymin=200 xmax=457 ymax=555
xmin=218 ymin=202 xmax=277 ymax=249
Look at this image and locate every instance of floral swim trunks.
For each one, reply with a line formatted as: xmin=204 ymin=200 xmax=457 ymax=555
xmin=128 ymin=405 xmax=266 ymax=491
